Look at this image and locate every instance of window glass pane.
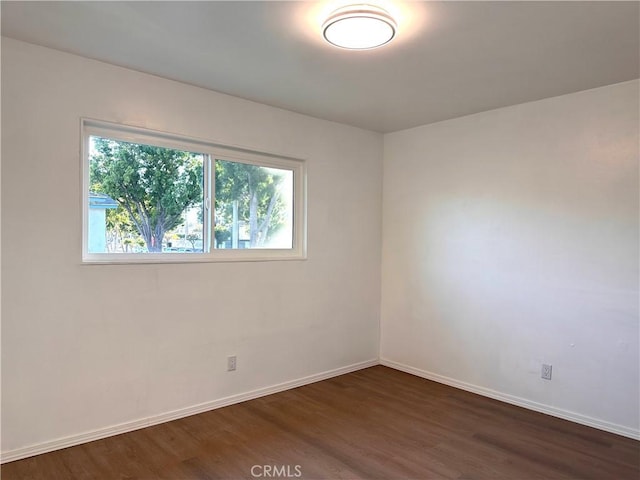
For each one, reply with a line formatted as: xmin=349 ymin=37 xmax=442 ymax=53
xmin=88 ymin=136 xmax=205 ymax=254
xmin=214 ymin=159 xmax=293 ymax=249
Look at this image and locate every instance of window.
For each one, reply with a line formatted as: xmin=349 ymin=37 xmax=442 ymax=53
xmin=82 ymin=119 xmax=306 ymax=263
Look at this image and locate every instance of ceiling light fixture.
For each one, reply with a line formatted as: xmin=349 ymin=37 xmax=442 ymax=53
xmin=322 ymin=4 xmax=397 ymax=50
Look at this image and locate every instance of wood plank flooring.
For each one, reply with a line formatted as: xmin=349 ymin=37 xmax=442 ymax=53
xmin=2 ymin=366 xmax=638 ymax=479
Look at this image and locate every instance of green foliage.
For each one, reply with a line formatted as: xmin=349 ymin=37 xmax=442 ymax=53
xmin=176 ymin=233 xmax=202 ymax=250
xmin=214 ymin=224 xmax=231 ymax=246
xmin=214 ymin=160 xmax=286 ymax=247
xmin=90 ymin=137 xmax=203 ymax=252
xmin=104 ymin=207 xmax=143 ymax=253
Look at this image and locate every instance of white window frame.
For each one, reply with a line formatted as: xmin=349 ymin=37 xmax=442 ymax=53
xmin=82 ymin=119 xmax=307 ymax=264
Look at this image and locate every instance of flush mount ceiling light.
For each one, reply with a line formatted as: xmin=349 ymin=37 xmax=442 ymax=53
xmin=322 ymin=4 xmax=397 ymax=50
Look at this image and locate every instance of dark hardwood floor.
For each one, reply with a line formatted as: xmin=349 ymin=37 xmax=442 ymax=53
xmin=2 ymin=366 xmax=638 ymax=479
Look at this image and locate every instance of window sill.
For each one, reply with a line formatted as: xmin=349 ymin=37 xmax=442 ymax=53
xmin=82 ymin=251 xmax=307 ymax=265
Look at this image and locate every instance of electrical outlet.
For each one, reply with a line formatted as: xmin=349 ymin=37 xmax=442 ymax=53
xmin=227 ymin=355 xmax=237 ymax=372
xmin=541 ymin=364 xmax=552 ymax=380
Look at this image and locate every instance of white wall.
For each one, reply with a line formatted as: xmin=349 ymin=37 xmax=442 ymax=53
xmin=381 ymin=80 xmax=639 ymax=437
xmin=3 ymin=36 xmax=638 ymax=459
xmin=1 ymin=38 xmax=382 ymax=454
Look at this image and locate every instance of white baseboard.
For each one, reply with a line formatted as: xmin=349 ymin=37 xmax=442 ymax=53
xmin=4 ymin=357 xmax=636 ymax=464
xmin=1 ymin=359 xmax=378 ymax=464
xmin=380 ymin=358 xmax=640 ymax=441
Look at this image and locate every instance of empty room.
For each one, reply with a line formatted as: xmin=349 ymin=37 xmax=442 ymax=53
xmin=1 ymin=1 xmax=638 ymax=479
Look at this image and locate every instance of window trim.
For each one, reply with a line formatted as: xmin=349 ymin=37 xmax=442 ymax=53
xmin=81 ymin=119 xmax=307 ymax=264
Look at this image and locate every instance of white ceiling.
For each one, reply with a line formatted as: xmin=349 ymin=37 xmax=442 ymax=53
xmin=2 ymin=1 xmax=638 ymax=133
